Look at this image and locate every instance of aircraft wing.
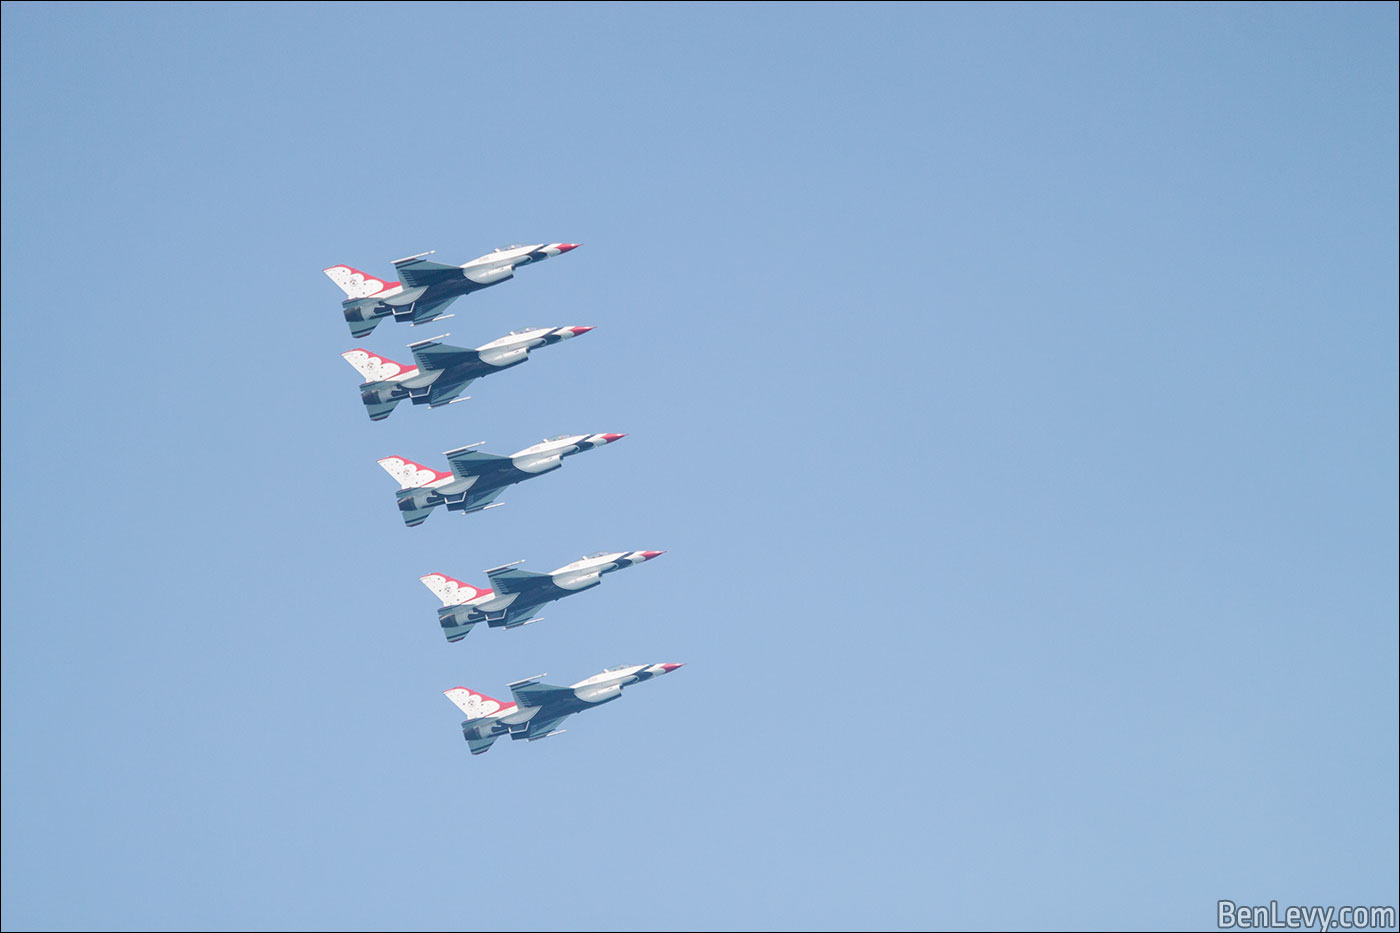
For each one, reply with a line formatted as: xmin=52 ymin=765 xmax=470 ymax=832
xmin=409 ymin=338 xmax=480 ymax=373
xmin=456 ymin=485 xmax=506 ymax=514
xmin=523 ymin=713 xmax=572 ymax=741
xmin=403 ymin=293 xmax=459 ymax=325
xmin=486 ymin=565 xmax=559 ymax=599
xmin=507 ymin=675 xmax=575 ymax=710
xmin=393 ymin=252 xmax=464 ymax=288
xmin=444 ymin=447 xmax=514 ymax=481
xmin=426 ymin=373 xmax=476 ymax=407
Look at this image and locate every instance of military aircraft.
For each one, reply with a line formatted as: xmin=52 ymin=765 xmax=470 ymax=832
xmin=420 ymin=550 xmax=665 ymax=641
xmin=325 ymin=243 xmax=581 ymax=338
xmin=377 ymin=434 xmax=626 ymax=527
xmin=444 ymin=663 xmax=684 ymax=754
xmin=342 ymin=326 xmax=592 ymax=421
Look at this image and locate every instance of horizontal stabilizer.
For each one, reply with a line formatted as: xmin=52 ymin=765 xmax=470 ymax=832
xmin=440 ymin=613 xmax=477 ymax=643
xmin=466 ymin=731 xmax=500 ymax=755
xmin=398 ymin=503 xmax=438 ymax=528
xmin=364 ymin=397 xmax=402 ymax=422
xmin=348 ymin=317 xmax=384 ymax=340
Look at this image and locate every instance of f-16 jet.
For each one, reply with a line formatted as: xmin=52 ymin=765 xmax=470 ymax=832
xmin=377 ymin=434 xmax=626 ymax=527
xmin=325 ymin=243 xmax=581 ymax=338
xmin=342 ymin=326 xmax=591 ymax=421
xmin=444 ymin=663 xmax=684 ymax=755
xmin=420 ymin=550 xmax=665 ymax=642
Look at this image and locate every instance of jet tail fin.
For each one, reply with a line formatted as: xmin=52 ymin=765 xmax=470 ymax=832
xmin=444 ymin=686 xmax=515 ymax=721
xmin=377 ymin=457 xmax=452 ymax=490
xmin=342 ymin=348 xmax=416 ymax=383
xmin=419 ymin=573 xmax=487 ymax=606
xmin=325 ymin=264 xmax=397 ymax=299
xmin=421 ymin=572 xmax=489 ymax=642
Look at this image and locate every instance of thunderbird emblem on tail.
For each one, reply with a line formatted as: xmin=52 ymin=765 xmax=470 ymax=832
xmin=325 ymin=243 xmax=581 ymax=338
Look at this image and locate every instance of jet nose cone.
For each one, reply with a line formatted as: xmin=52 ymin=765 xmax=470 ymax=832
xmin=567 ymin=325 xmax=594 ymax=337
xmin=556 ymin=243 xmax=581 ymax=253
xmin=600 ymin=433 xmax=627 ymax=443
xmin=640 ymin=550 xmax=665 ymax=561
xmin=660 ymin=663 xmax=684 ymax=674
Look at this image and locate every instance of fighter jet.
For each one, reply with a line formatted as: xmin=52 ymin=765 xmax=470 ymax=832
xmin=420 ymin=550 xmax=665 ymax=641
xmin=342 ymin=326 xmax=592 ymax=421
xmin=325 ymin=243 xmax=581 ymax=338
xmin=444 ymin=663 xmax=684 ymax=754
xmin=377 ymin=434 xmax=626 ymax=527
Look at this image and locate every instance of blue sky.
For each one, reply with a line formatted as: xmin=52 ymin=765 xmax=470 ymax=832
xmin=2 ymin=3 xmax=1396 ymax=930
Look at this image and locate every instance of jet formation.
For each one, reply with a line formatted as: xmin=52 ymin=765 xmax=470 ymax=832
xmin=420 ymin=550 xmax=665 ymax=641
xmin=327 ymin=241 xmax=681 ymax=756
xmin=445 ymin=664 xmax=684 ymax=755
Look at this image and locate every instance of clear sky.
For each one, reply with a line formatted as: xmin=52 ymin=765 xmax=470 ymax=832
xmin=2 ymin=3 xmax=1396 ymax=931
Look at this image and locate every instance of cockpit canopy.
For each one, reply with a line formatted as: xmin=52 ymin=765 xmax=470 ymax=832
xmin=583 ymin=551 xmax=613 ymax=559
xmin=603 ymin=664 xmax=633 ymax=673
xmin=542 ymin=434 xmax=574 ymax=442
xmin=493 ymin=244 xmax=529 ymax=252
xmin=504 ymin=327 xmax=539 ymax=336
